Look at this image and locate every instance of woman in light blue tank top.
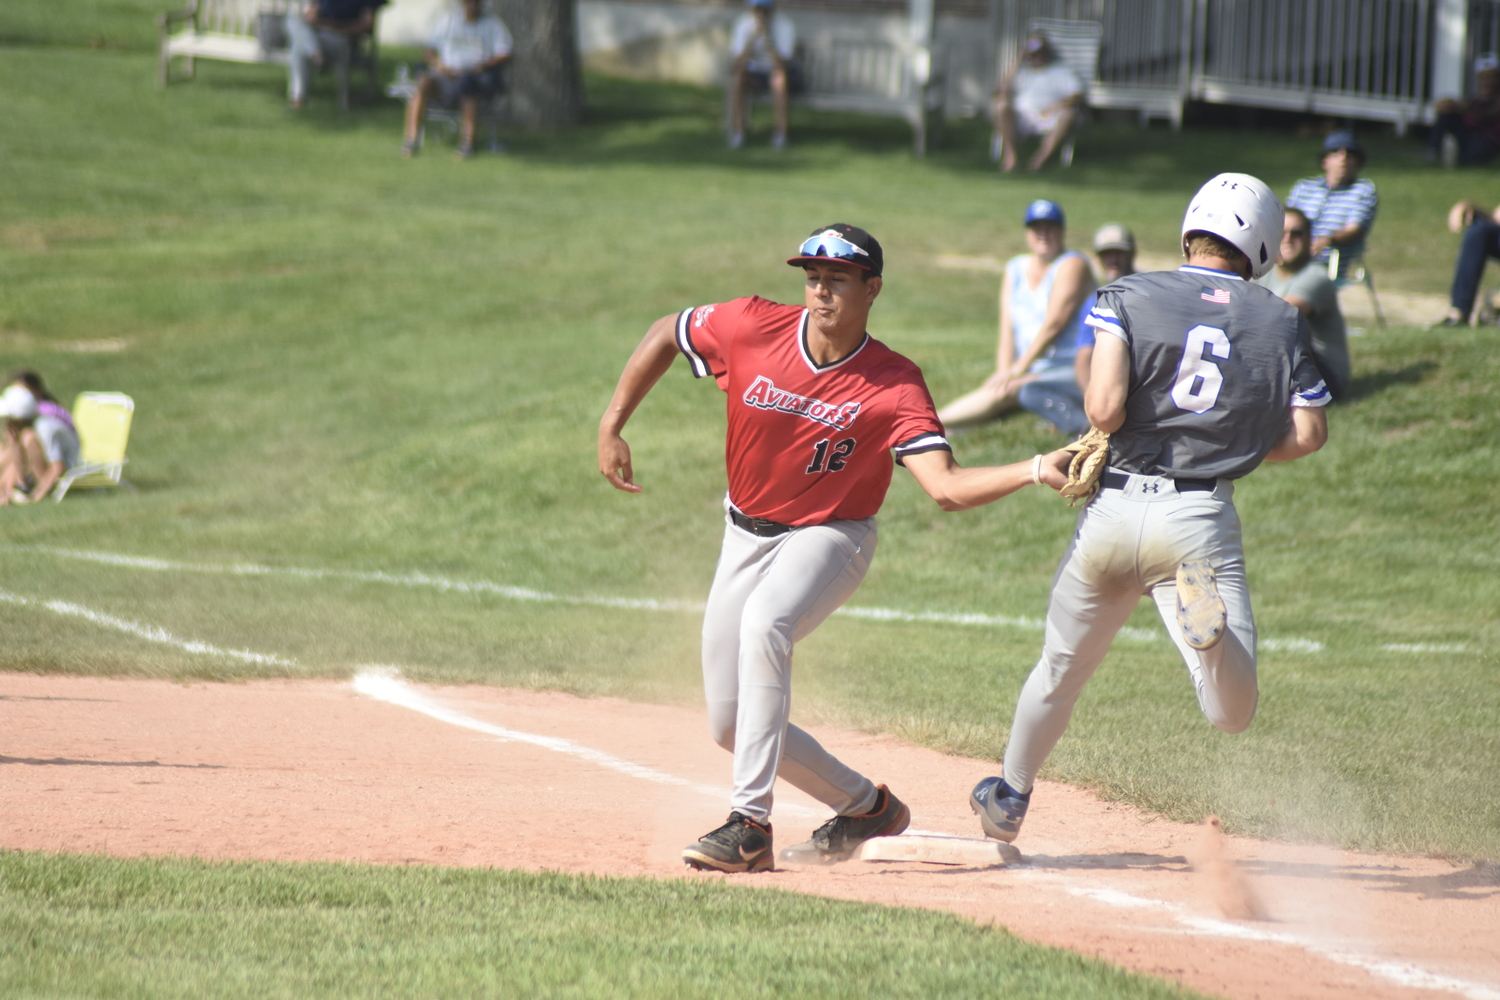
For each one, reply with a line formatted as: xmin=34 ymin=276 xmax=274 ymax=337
xmin=937 ymin=200 xmax=1095 ymax=435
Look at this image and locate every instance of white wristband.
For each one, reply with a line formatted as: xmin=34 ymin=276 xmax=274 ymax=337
xmin=1031 ymin=454 xmax=1043 ymax=485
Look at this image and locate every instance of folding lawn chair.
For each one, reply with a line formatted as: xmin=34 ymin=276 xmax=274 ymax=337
xmin=388 ymin=63 xmax=512 ymax=155
xmin=53 ymin=392 xmax=135 ymax=502
xmin=1327 ymin=247 xmax=1386 ymax=328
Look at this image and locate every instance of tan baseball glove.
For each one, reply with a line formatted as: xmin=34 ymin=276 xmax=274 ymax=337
xmin=1059 ymin=426 xmax=1110 ymax=507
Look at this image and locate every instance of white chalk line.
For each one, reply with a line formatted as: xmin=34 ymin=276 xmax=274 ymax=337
xmin=10 ymin=545 xmax=1366 ymax=653
xmin=350 ymin=668 xmax=916 ymax=826
xmin=8 ymin=546 xmax=702 ymax=614
xmin=0 ymin=588 xmax=295 ymax=667
xmin=353 ymin=668 xmax=721 ymax=798
xmin=1067 ymin=886 xmax=1500 ymax=1000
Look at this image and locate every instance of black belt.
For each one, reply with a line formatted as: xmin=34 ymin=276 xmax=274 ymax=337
xmin=1101 ymin=471 xmax=1217 ymax=493
xmin=730 ymin=508 xmax=796 ymax=537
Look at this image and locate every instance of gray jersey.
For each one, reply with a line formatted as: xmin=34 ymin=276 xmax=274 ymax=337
xmin=1084 ymin=266 xmax=1330 ymax=480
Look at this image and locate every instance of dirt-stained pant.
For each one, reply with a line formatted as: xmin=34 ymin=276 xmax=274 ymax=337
xmin=702 ymin=500 xmax=880 ymax=823
xmin=1002 ymin=472 xmax=1259 ymax=795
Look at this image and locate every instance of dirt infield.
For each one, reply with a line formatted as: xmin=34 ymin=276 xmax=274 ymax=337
xmin=3 ymin=672 xmax=1497 ymax=1000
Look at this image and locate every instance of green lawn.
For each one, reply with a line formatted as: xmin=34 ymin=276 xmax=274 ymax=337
xmin=0 ymin=851 xmax=1204 ymax=1000
xmin=1 ymin=0 xmax=1497 ymax=878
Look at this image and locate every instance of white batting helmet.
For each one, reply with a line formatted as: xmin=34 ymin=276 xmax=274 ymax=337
xmin=1180 ymin=173 xmax=1283 ymax=278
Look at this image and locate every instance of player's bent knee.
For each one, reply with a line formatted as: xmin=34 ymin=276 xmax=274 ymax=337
xmin=1209 ymin=696 xmax=1258 ymax=734
xmin=708 ymin=719 xmax=736 ymax=752
xmin=740 ymin=610 xmax=797 ymax=651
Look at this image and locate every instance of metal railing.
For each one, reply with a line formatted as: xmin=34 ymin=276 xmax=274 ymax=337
xmin=994 ymin=0 xmax=1442 ymax=129
xmin=1192 ymin=0 xmax=1430 ymax=120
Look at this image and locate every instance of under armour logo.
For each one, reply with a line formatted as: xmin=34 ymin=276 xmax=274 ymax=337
xmin=1141 ymin=482 xmax=1161 ymax=494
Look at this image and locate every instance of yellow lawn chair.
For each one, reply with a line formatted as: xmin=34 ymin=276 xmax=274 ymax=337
xmin=53 ymin=392 xmax=134 ymax=501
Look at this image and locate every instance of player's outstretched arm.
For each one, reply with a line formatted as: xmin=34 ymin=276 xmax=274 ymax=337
xmin=598 ymin=314 xmax=681 ymax=493
xmin=1083 ymin=330 xmax=1130 ymax=432
xmin=1263 ymin=406 xmax=1327 ymax=462
xmin=903 ymin=448 xmax=1070 ymax=512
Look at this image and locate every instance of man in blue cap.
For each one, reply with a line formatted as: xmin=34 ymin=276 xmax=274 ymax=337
xmin=937 ymin=198 xmax=1095 ymax=436
xmin=1286 ymin=131 xmax=1378 ymax=282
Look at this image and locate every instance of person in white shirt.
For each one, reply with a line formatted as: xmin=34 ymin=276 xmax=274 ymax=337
xmin=993 ymin=33 xmax=1083 ymax=173
xmin=0 ymin=372 xmax=80 ymax=505
xmin=401 ymin=0 xmax=512 ymax=160
xmin=727 ymin=0 xmax=797 ymax=150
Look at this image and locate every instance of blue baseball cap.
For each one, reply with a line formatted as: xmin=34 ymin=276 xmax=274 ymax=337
xmin=1023 ymin=199 xmax=1066 ymax=227
xmin=1322 ymin=130 xmax=1363 ymax=157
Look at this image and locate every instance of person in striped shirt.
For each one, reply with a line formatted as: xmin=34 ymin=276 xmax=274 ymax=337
xmin=1286 ymin=131 xmax=1378 ymax=283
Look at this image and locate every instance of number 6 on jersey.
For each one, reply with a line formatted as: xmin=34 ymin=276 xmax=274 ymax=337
xmin=1171 ymin=325 xmax=1231 ymax=414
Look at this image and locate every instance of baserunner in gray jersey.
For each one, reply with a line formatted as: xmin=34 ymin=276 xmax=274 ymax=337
xmin=969 ymin=173 xmax=1332 ymax=844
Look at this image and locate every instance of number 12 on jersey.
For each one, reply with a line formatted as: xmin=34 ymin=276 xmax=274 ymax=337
xmin=1171 ymin=325 xmax=1231 ymax=414
xmin=806 ymin=437 xmax=856 ymax=474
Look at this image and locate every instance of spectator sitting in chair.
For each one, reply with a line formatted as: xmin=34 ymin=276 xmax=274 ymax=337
xmin=1431 ymin=54 xmax=1500 ymax=167
xmin=1286 ymin=130 xmax=1378 ymax=283
xmin=401 ymin=0 xmax=512 ymax=160
xmin=0 ymin=372 xmax=79 ymax=506
xmin=285 ymin=0 xmax=387 ymax=109
xmin=727 ymin=0 xmax=796 ymax=150
xmin=1433 ymin=197 xmax=1500 ymax=327
xmin=993 ymin=33 xmax=1083 ymax=173
xmin=1256 ymin=208 xmax=1350 ymax=400
xmin=1072 ymin=223 xmax=1137 ymax=395
xmin=936 ymin=199 xmax=1094 ymax=436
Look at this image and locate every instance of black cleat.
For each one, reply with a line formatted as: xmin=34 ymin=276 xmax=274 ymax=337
xmin=683 ymin=812 xmax=774 ymax=873
xmin=779 ymin=784 xmax=911 ymax=865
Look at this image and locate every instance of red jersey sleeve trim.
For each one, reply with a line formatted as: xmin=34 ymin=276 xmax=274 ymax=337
xmin=675 ymin=308 xmax=712 ymax=378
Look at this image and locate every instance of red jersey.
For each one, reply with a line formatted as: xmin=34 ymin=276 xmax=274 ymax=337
xmin=675 ymin=296 xmax=949 ymax=526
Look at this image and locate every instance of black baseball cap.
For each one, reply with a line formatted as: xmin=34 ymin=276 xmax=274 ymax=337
xmin=786 ymin=223 xmax=884 ymax=277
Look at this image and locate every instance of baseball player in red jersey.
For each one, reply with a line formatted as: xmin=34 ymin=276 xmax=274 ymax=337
xmin=600 ymin=224 xmax=1073 ymax=872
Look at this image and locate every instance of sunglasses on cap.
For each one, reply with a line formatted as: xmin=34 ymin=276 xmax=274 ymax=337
xmin=796 ymin=233 xmax=871 ymax=264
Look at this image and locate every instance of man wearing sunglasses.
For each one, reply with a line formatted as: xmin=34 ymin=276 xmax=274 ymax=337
xmin=599 ymin=224 xmax=1073 ymax=873
xmin=1255 ymin=207 xmax=1349 ymax=400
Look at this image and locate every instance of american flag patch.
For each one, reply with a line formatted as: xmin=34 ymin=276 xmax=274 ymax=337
xmin=1201 ymin=287 xmax=1231 ymax=304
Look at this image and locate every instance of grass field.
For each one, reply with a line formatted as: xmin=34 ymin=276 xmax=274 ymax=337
xmin=0 ymin=851 xmax=1203 ymax=999
xmin=0 ymin=4 xmax=1497 ymax=992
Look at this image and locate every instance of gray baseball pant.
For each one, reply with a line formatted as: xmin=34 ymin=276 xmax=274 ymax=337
xmin=1002 ymin=472 xmax=1259 ymax=794
xmin=285 ymin=14 xmax=351 ymax=102
xmin=702 ymin=499 xmax=881 ymax=823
